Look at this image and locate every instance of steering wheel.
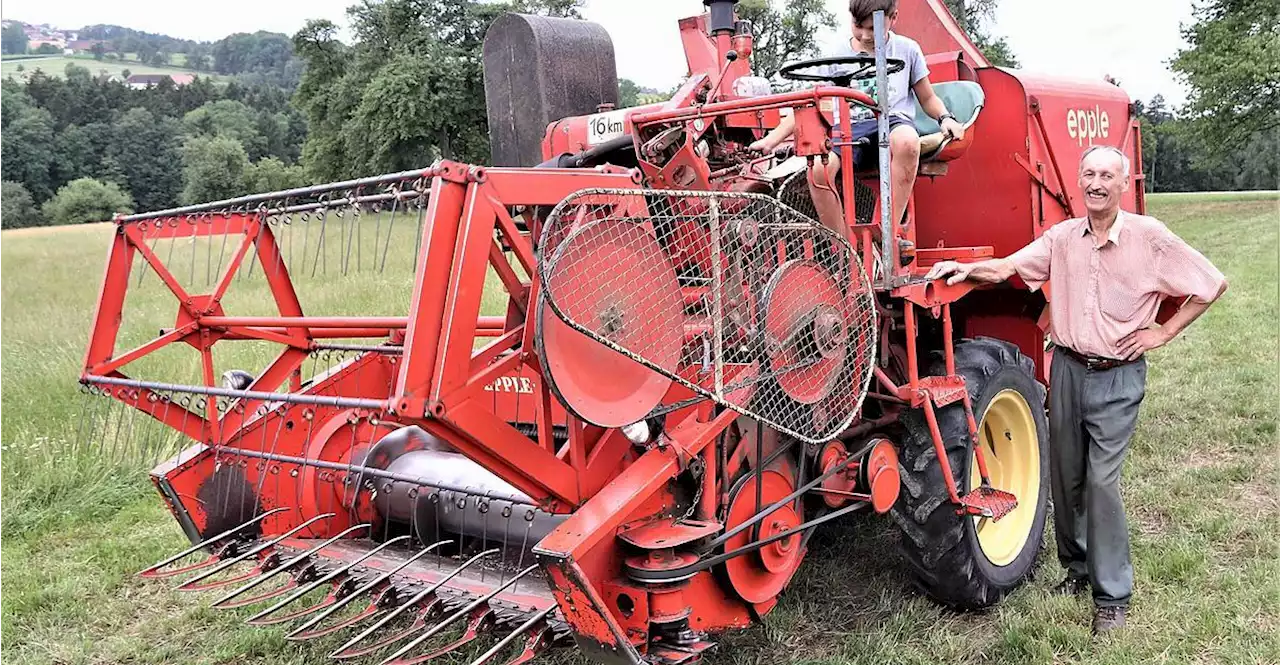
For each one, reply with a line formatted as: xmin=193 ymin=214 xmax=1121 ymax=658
xmin=778 ymin=54 xmax=906 ymax=88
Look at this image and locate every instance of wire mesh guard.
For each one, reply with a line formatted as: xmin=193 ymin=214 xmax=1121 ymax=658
xmin=537 ymin=188 xmax=877 ymax=444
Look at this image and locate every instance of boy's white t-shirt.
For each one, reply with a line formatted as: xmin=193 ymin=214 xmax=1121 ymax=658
xmin=818 ymin=31 xmax=930 ymax=123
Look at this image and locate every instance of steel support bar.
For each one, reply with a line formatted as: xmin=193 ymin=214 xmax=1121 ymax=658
xmin=82 ymin=375 xmax=389 ymax=410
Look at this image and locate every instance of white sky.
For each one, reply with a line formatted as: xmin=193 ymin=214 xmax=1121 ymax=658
xmin=2 ymin=0 xmax=1193 ymax=104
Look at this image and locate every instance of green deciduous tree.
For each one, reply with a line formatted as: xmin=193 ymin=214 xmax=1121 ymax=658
xmin=1171 ymin=0 xmax=1280 ymax=154
xmin=180 ymin=135 xmax=250 ymax=204
xmin=943 ymin=0 xmax=1018 ymax=67
xmin=244 ymin=156 xmax=309 ymax=193
xmin=292 ymin=0 xmax=582 ymax=181
xmin=183 ymin=99 xmax=268 ymax=160
xmin=1 ymin=181 xmax=45 ymax=228
xmin=736 ymin=0 xmax=836 ymax=78
xmin=41 ymin=177 xmax=134 ymax=225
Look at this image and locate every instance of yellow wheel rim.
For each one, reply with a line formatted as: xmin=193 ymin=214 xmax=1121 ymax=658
xmin=970 ymin=389 xmax=1040 ymax=566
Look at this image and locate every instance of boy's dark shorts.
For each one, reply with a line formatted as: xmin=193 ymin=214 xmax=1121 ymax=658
xmin=837 ymin=115 xmax=912 ymax=171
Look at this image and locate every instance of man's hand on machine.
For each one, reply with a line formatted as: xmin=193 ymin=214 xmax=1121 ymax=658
xmin=924 ymin=260 xmax=976 ymax=285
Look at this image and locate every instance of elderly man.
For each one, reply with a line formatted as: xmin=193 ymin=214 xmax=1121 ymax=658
xmin=926 ymin=145 xmax=1227 ymax=634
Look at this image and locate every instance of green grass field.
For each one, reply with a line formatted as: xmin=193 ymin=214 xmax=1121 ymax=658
xmin=1 ymin=55 xmax=220 ymax=81
xmin=1 ymin=192 xmax=1277 ymax=665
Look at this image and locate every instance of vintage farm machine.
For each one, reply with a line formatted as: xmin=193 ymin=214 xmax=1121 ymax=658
xmin=78 ymin=1 xmax=1144 ymax=663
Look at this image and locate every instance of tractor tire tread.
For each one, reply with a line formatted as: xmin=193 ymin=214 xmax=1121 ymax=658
xmin=889 ymin=337 xmax=1049 ymax=610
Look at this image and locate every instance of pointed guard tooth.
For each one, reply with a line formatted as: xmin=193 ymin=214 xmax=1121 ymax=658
xmin=464 ymin=606 xmax=556 ymax=665
xmin=245 ymin=535 xmax=412 ymax=625
xmin=329 ymin=548 xmax=500 ymax=659
xmin=376 ymin=564 xmax=539 ymax=665
xmin=385 ymin=606 xmax=495 ymax=665
xmin=329 ymin=598 xmax=443 ymax=660
xmin=286 ymin=538 xmax=449 ymax=639
xmin=175 ymin=512 xmax=335 ymax=591
xmin=138 ymin=507 xmax=289 ymax=578
xmin=212 ymin=523 xmax=369 ymax=608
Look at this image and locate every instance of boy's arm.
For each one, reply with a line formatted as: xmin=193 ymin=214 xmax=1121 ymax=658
xmin=749 ymin=114 xmax=795 ymax=153
xmin=912 ymin=77 xmax=964 ymax=140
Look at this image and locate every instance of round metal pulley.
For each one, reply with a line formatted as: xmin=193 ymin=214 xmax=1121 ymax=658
xmin=539 ymin=218 xmax=685 ymax=427
xmin=723 ymin=469 xmax=805 ymax=605
xmin=761 ymin=260 xmax=847 ymax=405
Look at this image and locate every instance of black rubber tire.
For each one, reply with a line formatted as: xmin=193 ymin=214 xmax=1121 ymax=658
xmin=890 ymin=336 xmax=1050 ymax=609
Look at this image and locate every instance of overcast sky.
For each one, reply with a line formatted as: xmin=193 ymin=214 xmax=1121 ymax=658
xmin=2 ymin=0 xmax=1194 ymax=104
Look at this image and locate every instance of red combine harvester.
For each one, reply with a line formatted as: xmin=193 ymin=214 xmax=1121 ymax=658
xmin=79 ymin=1 xmax=1143 ymax=663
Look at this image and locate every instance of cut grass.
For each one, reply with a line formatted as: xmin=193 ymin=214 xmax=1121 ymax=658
xmin=2 ymin=192 xmax=1277 ymax=665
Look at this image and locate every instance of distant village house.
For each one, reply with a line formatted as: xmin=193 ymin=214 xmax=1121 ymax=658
xmin=126 ymin=73 xmax=195 ymax=89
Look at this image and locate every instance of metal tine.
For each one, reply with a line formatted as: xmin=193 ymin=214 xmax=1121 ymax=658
xmin=286 ymin=583 xmax=389 ymax=642
xmin=329 ymin=597 xmax=444 ymax=660
xmin=212 ymin=523 xmax=371 ymax=609
xmin=138 ymin=507 xmax=289 ymax=578
xmin=377 ymin=564 xmax=540 ymax=665
xmin=286 ymin=538 xmax=453 ymax=639
xmin=394 ymin=606 xmax=495 ymax=665
xmin=176 ymin=512 xmax=335 ymax=591
xmin=465 ymin=606 xmax=555 ymax=665
xmin=329 ymin=548 xmax=501 ymax=659
xmin=246 ymin=535 xmax=412 ymax=625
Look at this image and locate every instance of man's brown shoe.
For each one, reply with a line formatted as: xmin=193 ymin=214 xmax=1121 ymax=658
xmin=1053 ymin=576 xmax=1089 ymax=596
xmin=1092 ymin=606 xmax=1127 ymax=635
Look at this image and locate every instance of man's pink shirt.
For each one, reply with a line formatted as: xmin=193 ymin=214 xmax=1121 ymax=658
xmin=1009 ymin=210 xmax=1226 ymax=359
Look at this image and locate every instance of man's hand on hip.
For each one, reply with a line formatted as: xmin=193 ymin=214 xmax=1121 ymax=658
xmin=1117 ymin=326 xmax=1172 ymax=360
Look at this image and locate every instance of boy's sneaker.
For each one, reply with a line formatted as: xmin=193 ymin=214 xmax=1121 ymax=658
xmin=1052 ymin=576 xmax=1089 ymax=597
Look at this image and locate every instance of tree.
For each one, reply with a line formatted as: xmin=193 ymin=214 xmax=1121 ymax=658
xmin=110 ymin=108 xmax=184 ymax=211
xmin=1 ymin=105 xmax=56 ymax=201
xmin=943 ymin=0 xmax=1018 ymax=67
xmin=244 ymin=157 xmax=308 ymax=193
xmin=122 ymin=68 xmax=132 ymax=79
xmin=180 ymin=135 xmax=250 ymax=204
xmin=186 ymin=45 xmax=212 ymax=71
xmin=292 ymin=0 xmax=578 ymax=180
xmin=91 ymin=42 xmax=106 ymax=60
xmin=736 ymin=0 xmax=836 ymax=78
xmin=618 ymin=78 xmax=640 ymax=108
xmin=1171 ymin=0 xmax=1280 ymax=155
xmin=183 ymin=99 xmax=268 ymax=160
xmin=52 ymin=124 xmax=99 ymax=188
xmin=151 ymin=50 xmax=170 ymax=66
xmin=1 ymin=181 xmax=45 ymax=228
xmin=41 ymin=178 xmax=134 ymax=225
xmin=35 ymin=43 xmax=61 ymax=55
xmin=137 ymin=42 xmax=159 ymax=65
xmin=2 ymin=23 xmax=27 ymax=55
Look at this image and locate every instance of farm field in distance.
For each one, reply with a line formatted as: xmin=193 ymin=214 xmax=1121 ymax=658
xmin=1 ymin=54 xmax=220 ymax=81
xmin=1 ymin=191 xmax=1277 ymax=665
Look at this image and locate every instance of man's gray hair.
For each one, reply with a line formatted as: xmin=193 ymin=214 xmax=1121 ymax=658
xmin=1079 ymin=144 xmax=1131 ymax=178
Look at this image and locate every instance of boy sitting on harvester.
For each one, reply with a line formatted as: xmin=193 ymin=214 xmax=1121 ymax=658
xmin=750 ymin=0 xmax=965 ymax=239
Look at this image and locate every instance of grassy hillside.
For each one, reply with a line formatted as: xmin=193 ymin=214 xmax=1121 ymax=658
xmin=1 ymin=55 xmax=221 ymax=81
xmin=1 ymin=192 xmax=1276 ymax=665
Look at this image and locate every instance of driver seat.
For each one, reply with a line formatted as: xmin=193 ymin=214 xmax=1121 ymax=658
xmin=914 ymin=80 xmax=985 ymax=162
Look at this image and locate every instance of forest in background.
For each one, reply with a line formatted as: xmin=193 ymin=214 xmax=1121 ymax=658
xmin=2 ymin=0 xmax=1274 ymax=229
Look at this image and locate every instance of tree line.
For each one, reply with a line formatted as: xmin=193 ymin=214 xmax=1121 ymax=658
xmin=1 ymin=66 xmax=307 ymax=228
xmin=2 ymin=0 xmax=1272 ymax=230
